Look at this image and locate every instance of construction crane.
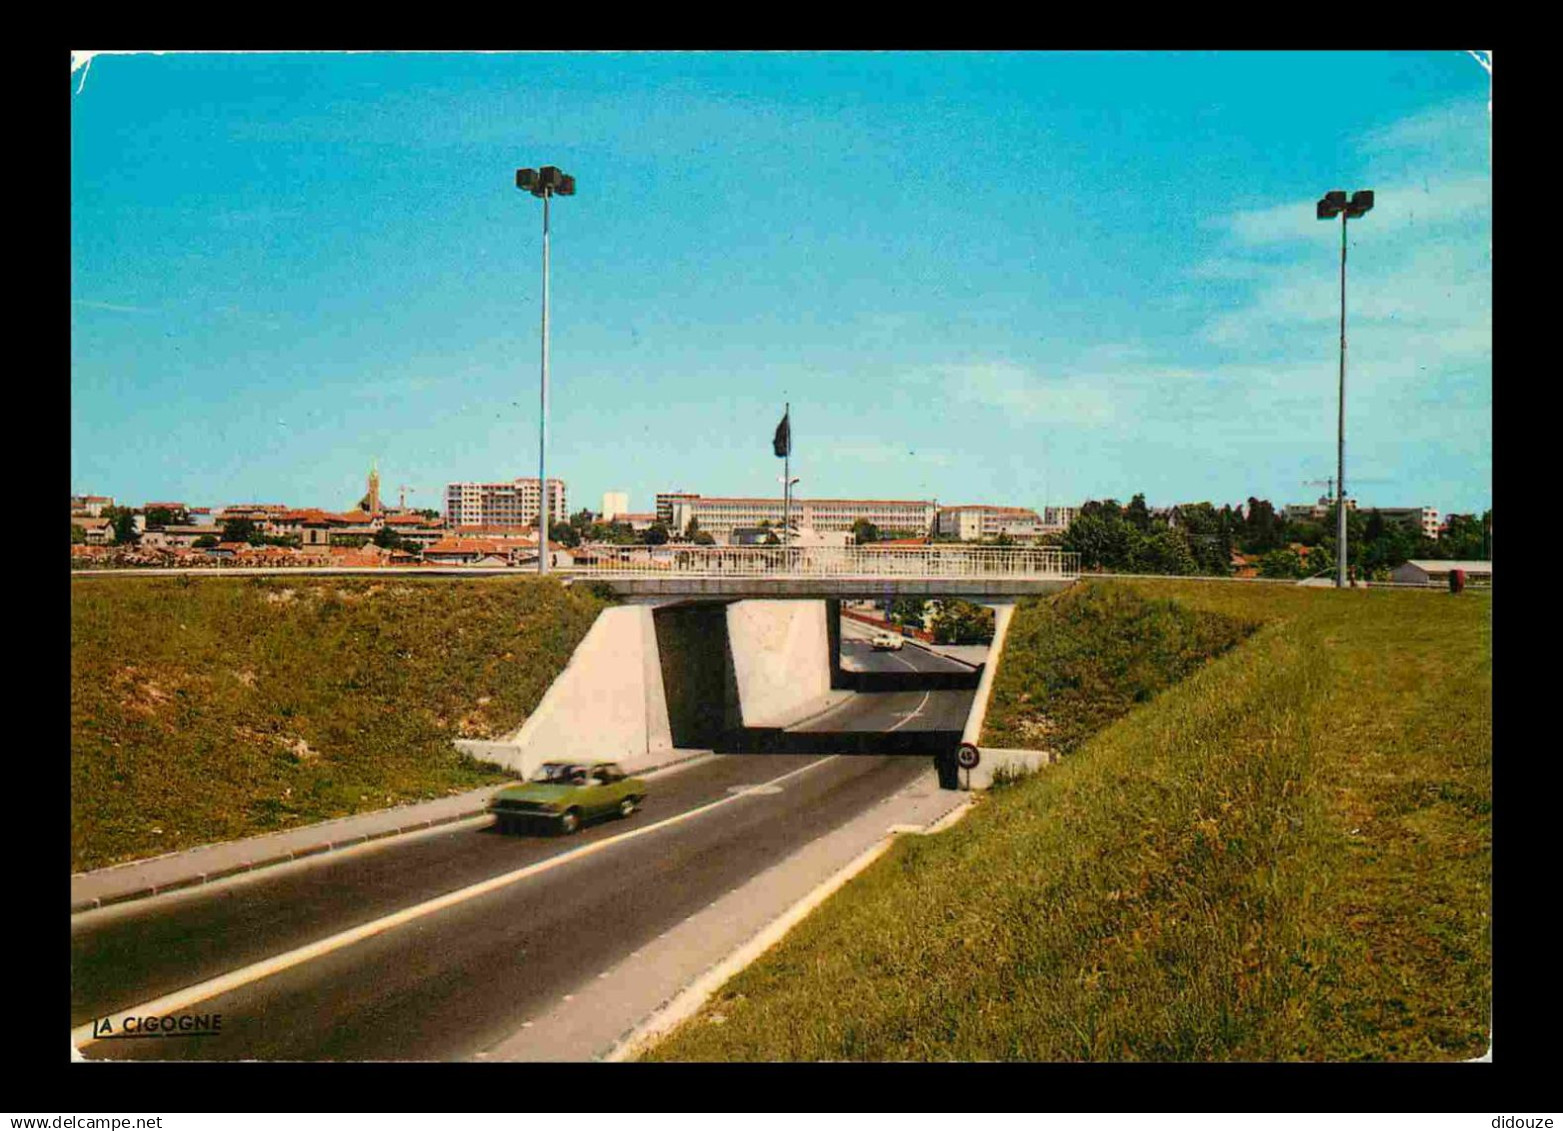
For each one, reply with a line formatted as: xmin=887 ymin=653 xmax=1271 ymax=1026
xmin=1302 ymin=477 xmax=1336 ymax=503
xmin=397 ymin=485 xmax=417 ymax=511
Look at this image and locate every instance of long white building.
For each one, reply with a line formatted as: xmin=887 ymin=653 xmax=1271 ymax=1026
xmin=665 ymin=493 xmax=937 ymax=542
xmin=446 ymin=478 xmax=567 ymax=529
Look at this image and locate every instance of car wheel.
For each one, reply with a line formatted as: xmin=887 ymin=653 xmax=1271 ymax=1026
xmin=559 ymin=809 xmax=581 ymax=835
xmin=617 ymin=796 xmax=637 ymax=819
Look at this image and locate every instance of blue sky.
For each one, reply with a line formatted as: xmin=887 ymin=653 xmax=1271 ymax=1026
xmin=71 ymin=51 xmax=1492 ymax=518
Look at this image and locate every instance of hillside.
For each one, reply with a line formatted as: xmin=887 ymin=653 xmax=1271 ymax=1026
xmin=70 ymin=575 xmax=610 ymax=871
xmin=645 ymin=580 xmax=1492 ymax=1061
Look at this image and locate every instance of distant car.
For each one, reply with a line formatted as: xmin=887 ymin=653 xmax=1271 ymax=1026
xmin=870 ymin=631 xmax=905 ymax=651
xmin=489 ymin=761 xmax=647 ymax=835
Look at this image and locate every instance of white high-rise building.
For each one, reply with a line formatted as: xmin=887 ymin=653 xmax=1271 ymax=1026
xmin=1041 ymin=505 xmax=1079 ymax=531
xmin=601 ymin=492 xmax=629 ymax=522
xmin=445 ymin=478 xmax=566 ymax=529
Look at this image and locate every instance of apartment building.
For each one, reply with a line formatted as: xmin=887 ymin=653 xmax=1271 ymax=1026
xmin=1041 ymin=505 xmax=1078 ymax=531
xmin=655 ymin=491 xmax=702 ymax=528
xmin=1282 ymin=497 xmax=1435 ymax=539
xmin=664 ymin=493 xmax=937 ymax=542
xmin=445 ymin=478 xmax=566 ymax=529
xmin=1283 ymin=496 xmax=1359 ymax=523
xmin=1372 ymin=506 xmax=1442 ymax=540
xmin=936 ymin=505 xmax=1045 ymax=542
xmin=602 ymin=492 xmax=630 ymax=522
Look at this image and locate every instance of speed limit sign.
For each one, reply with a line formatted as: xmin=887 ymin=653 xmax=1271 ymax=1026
xmin=956 ymin=743 xmax=981 ymax=770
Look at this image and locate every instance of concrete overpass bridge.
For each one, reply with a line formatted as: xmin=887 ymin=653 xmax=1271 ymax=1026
xmin=455 ymin=546 xmax=1078 ymax=779
xmin=565 ymin=544 xmax=1079 ymax=601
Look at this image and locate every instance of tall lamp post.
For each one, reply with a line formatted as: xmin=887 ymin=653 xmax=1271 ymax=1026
xmin=780 ymin=474 xmax=800 ymax=547
xmin=1316 ymin=188 xmax=1373 ymax=588
xmin=517 ymin=165 xmax=577 ymax=574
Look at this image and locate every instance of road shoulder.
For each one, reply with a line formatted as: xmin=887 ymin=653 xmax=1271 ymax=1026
xmin=71 ymin=749 xmax=718 ymax=914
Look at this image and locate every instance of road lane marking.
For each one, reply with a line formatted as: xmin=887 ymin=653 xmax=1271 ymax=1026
xmin=886 ymin=690 xmax=934 ymax=732
xmin=70 ymin=754 xmax=841 ymax=1051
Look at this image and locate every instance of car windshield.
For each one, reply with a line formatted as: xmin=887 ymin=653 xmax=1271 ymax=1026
xmin=531 ymin=763 xmax=588 ymax=784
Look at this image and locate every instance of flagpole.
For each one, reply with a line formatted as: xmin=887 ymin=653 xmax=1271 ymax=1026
xmin=783 ymin=401 xmax=790 ymax=552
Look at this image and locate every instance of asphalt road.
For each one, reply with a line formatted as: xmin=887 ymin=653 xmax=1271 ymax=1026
xmin=809 ymin=620 xmax=978 ymax=734
xmin=73 ymin=752 xmax=933 ymax=1061
xmin=790 ymin=684 xmax=975 ymax=734
xmin=838 ymin=615 xmax=985 ymax=674
xmin=838 ymin=635 xmax=977 ymax=676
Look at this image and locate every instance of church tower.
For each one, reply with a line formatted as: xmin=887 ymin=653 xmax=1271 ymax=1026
xmin=357 ymin=460 xmax=382 ymax=516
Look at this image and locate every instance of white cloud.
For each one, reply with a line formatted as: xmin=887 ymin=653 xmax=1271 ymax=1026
xmin=73 ymin=299 xmax=154 ymax=314
xmin=1198 ymin=97 xmax=1490 ymax=389
xmin=1356 ymin=96 xmax=1490 ymax=166
xmin=918 ymin=361 xmax=1120 ymax=427
xmin=1222 ymin=174 xmax=1489 ymax=248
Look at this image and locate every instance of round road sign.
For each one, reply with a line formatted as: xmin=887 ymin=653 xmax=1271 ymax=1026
xmin=956 ymin=743 xmax=981 ymax=770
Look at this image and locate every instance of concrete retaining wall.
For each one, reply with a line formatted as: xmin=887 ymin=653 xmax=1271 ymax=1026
xmin=965 ymin=747 xmax=1058 ymax=790
xmin=654 ymin=602 xmax=739 ymax=749
xmin=725 ymin=600 xmax=833 ymax=727
xmin=456 ymin=605 xmax=674 ymax=780
xmin=960 ymin=602 xmax=1016 ymax=749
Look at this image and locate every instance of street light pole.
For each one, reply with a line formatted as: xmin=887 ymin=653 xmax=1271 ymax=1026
xmin=517 ymin=165 xmax=577 ymax=576
xmin=1317 ymin=188 xmax=1373 ymax=589
xmin=539 ymin=188 xmax=550 ymax=575
xmin=1336 ymin=205 xmax=1347 ymax=589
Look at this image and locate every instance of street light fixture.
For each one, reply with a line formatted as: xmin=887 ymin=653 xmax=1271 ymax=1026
xmin=517 ymin=165 xmax=577 ymax=574
xmin=1316 ymin=187 xmax=1373 ymax=588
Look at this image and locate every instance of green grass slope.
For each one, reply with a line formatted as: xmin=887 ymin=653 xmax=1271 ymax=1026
xmin=71 ymin=575 xmax=610 ymax=871
xmin=645 ymin=580 xmax=1491 ymax=1061
xmin=981 ymin=582 xmax=1257 ymax=753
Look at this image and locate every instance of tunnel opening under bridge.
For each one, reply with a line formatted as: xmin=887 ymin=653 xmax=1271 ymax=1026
xmin=650 ymin=597 xmax=988 ymax=774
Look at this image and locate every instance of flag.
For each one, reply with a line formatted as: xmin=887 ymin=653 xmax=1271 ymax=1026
xmin=772 ymin=409 xmax=791 ymax=458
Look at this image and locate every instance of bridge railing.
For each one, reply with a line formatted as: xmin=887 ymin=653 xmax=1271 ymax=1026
xmin=566 ymin=544 xmax=1080 ymax=579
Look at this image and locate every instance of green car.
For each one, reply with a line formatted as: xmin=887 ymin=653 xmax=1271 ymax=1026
xmin=489 ymin=760 xmax=648 ymax=835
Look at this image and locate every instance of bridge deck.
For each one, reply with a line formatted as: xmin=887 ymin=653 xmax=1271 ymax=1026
xmin=578 ymin=576 xmax=1076 ymax=600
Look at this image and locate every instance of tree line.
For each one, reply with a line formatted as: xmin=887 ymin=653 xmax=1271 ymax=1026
xmin=1056 ymin=494 xmax=1492 ymax=580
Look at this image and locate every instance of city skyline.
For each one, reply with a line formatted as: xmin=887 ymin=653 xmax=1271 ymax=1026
xmin=72 ymin=52 xmax=1492 ymax=517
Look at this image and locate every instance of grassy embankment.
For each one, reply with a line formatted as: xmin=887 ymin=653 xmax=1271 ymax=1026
xmin=646 ymin=580 xmax=1491 ymax=1061
xmin=71 ymin=575 xmax=611 ymax=871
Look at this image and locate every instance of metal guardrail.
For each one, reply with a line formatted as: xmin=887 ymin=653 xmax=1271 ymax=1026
xmin=565 ymin=544 xmax=1080 ymax=580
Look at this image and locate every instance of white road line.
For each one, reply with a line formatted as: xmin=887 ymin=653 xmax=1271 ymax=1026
xmin=70 ymin=755 xmax=840 ymax=1051
xmin=886 ymin=690 xmax=934 ymax=732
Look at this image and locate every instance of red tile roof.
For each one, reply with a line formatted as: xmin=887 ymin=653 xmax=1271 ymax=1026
xmin=426 ymin=538 xmax=507 ymax=555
